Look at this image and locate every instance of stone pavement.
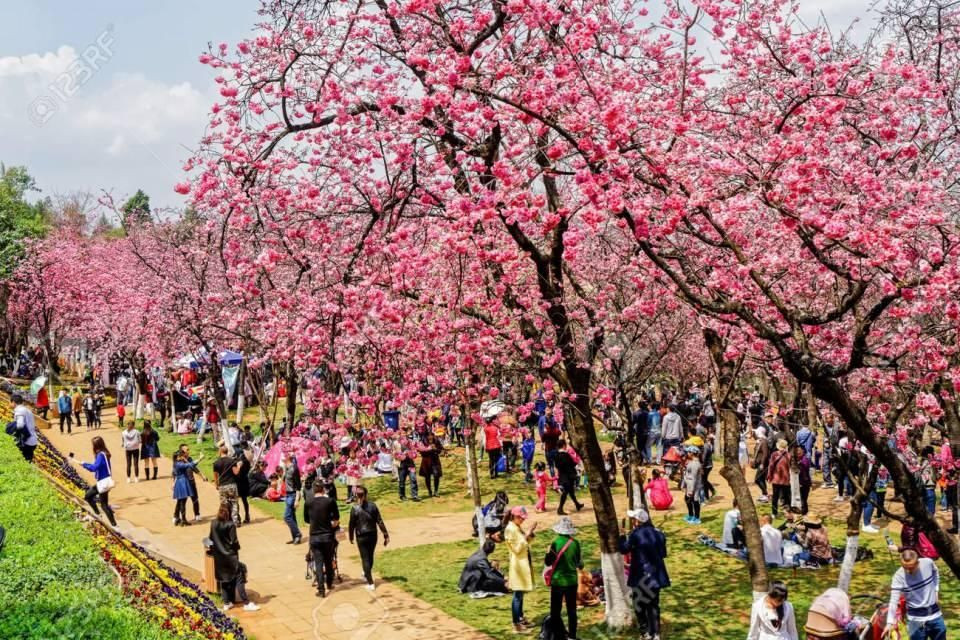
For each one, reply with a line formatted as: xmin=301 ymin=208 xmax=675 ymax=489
xmin=42 ymin=410 xmax=491 ymax=640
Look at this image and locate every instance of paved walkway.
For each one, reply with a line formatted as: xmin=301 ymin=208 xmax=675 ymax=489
xmin=42 ymin=410 xmax=491 ymax=640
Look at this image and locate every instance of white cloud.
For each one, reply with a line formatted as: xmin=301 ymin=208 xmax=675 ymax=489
xmin=0 ymin=48 xmax=215 ymax=209
xmin=0 ymin=45 xmax=78 ymax=78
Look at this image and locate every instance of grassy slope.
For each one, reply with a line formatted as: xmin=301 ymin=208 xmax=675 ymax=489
xmin=377 ymin=510 xmax=960 ymax=639
xmin=0 ymin=433 xmax=173 ymax=639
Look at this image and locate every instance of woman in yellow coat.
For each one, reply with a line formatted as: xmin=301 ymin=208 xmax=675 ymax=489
xmin=504 ymin=506 xmax=537 ymax=633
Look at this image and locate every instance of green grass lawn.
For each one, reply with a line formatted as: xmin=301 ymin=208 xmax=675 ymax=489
xmin=377 ymin=511 xmax=960 ymax=639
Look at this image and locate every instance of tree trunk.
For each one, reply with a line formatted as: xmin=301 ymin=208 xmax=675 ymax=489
xmin=285 ymin=361 xmax=298 ymax=429
xmin=235 ymin=358 xmax=247 ymax=425
xmin=463 ymin=397 xmax=484 ymax=547
xmin=837 ymin=459 xmax=877 ymax=592
xmin=43 ymin=336 xmax=62 ymax=375
xmin=812 ymin=377 xmax=960 ymax=578
xmin=704 ymin=329 xmax=769 ymax=597
xmin=563 ymin=366 xmax=634 ymax=629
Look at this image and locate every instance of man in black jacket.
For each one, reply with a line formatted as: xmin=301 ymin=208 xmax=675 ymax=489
xmin=348 ymin=486 xmax=390 ymax=591
xmin=306 ymin=490 xmax=340 ymax=597
xmin=555 ymin=439 xmax=584 ymax=515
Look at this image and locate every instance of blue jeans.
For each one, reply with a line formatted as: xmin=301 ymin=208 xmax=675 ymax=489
xmin=646 ymin=432 xmax=660 ymax=464
xmin=863 ymin=490 xmax=885 ymax=526
xmin=545 ymin=449 xmax=558 ymax=476
xmin=924 ymin=488 xmax=937 ymax=515
xmin=283 ymin=492 xmax=301 ymax=540
xmin=512 ymin=590 xmax=525 ymax=624
xmin=398 ymin=466 xmax=419 ymax=499
xmin=522 ymin=457 xmax=533 ymax=482
xmin=908 ymin=616 xmax=947 ymax=640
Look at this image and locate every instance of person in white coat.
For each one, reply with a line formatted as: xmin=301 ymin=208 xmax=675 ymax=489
xmin=747 ymin=582 xmax=798 ymax=640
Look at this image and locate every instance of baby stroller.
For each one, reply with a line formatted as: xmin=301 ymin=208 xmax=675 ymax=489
xmin=304 ymin=535 xmax=344 ymax=586
xmin=661 ymin=446 xmax=686 ymax=487
xmin=804 ymin=594 xmax=895 ymax=640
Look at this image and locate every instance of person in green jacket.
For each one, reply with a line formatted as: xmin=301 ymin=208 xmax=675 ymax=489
xmin=545 ymin=516 xmax=583 ymax=639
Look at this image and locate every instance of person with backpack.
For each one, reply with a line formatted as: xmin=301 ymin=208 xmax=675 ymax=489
xmin=544 ymin=517 xmax=582 ymax=640
xmin=348 ymin=485 xmax=389 ymax=591
xmin=504 ymin=506 xmax=536 ymax=633
xmin=619 ymin=508 xmax=669 ymax=640
xmin=57 ymin=389 xmax=73 ymax=434
xmin=213 ymin=445 xmax=243 ymax=528
xmin=8 ymin=394 xmax=39 ymax=462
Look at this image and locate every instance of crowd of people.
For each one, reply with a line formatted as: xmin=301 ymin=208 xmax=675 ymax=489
xmin=3 ymin=362 xmax=955 ymax=639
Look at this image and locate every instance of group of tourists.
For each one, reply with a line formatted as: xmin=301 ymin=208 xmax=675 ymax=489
xmin=5 ymin=363 xmax=956 ymax=640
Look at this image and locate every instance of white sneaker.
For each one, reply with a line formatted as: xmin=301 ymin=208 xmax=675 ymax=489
xmin=223 ymin=603 xmax=233 ymax=611
xmin=172 ymin=518 xmax=178 ymax=525
xmin=194 ymin=515 xmax=201 ymax=522
xmin=365 ymin=583 xmax=376 ymax=592
xmin=126 ymin=477 xmax=131 ymax=483
xmin=133 ymin=477 xmax=139 ymax=483
xmin=833 ymin=496 xmax=846 ymax=502
xmin=243 ymin=602 xmax=260 ymax=612
xmin=862 ymin=525 xmax=879 ymax=534
xmin=757 ymin=495 xmax=769 ymax=503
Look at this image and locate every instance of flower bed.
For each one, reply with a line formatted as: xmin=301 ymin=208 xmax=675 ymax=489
xmin=32 ymin=431 xmax=246 ymax=640
xmin=1 ymin=389 xmax=245 ymax=640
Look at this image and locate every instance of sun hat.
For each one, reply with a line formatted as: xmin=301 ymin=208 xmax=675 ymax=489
xmin=626 ymin=508 xmax=650 ymax=524
xmin=803 ymin=515 xmax=823 ymax=527
xmin=552 ymin=516 xmax=577 ymax=536
xmin=511 ymin=506 xmax=529 ymax=520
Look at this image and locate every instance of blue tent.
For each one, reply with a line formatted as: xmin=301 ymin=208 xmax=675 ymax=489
xmin=219 ymin=351 xmax=244 ymax=366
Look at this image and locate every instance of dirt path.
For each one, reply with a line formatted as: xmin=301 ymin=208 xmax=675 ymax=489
xmin=41 ymin=408 xmax=491 ymax=640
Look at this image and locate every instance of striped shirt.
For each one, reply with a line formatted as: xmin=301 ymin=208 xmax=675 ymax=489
xmin=887 ymin=558 xmax=940 ymax=625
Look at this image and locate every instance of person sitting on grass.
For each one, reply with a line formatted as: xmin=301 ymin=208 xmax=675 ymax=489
xmin=459 ymin=540 xmax=509 ymax=595
xmin=644 ymin=469 xmax=673 ymax=511
xmin=265 ymin=474 xmax=285 ymax=502
xmin=247 ymin=461 xmax=269 ymax=498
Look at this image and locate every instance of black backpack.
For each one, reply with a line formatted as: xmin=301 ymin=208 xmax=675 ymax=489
xmin=538 ymin=614 xmax=567 ymax=640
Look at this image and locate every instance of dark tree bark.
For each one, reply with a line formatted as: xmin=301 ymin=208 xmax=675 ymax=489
xmin=704 ymin=328 xmax=769 ymax=595
xmin=812 ymin=377 xmax=960 ymax=577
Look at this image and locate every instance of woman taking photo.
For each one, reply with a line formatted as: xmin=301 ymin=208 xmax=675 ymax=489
xmin=503 ymin=506 xmax=536 ymax=633
xmin=140 ymin=420 xmax=161 ymax=480
xmin=747 ymin=581 xmax=798 ymax=640
xmin=172 ymin=446 xmax=202 ymax=526
xmin=76 ymin=436 xmax=118 ymax=528
xmin=209 ymin=504 xmax=260 ymax=612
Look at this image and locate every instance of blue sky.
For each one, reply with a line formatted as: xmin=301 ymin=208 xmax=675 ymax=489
xmin=0 ymin=1 xmax=872 ymax=216
xmin=0 ymin=1 xmax=258 ymax=213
